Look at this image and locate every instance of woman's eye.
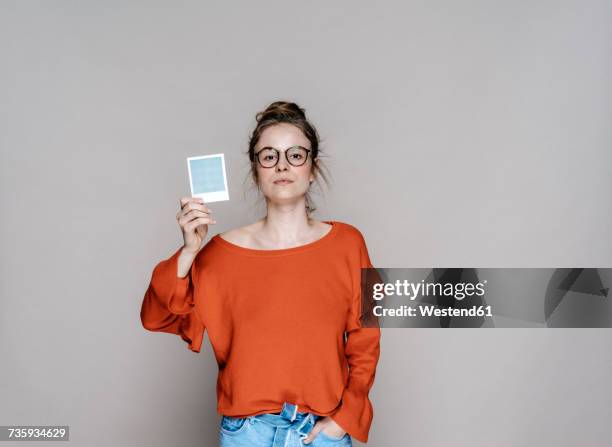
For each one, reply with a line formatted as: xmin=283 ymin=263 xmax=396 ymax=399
xmin=291 ymin=154 xmax=303 ymax=159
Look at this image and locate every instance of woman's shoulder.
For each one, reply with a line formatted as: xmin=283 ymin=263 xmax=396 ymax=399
xmin=217 ymin=222 xmax=259 ymax=247
xmin=334 ymin=220 xmax=366 ymax=242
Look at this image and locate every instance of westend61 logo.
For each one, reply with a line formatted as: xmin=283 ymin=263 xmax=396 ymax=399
xmin=372 ymin=279 xmax=487 ymax=301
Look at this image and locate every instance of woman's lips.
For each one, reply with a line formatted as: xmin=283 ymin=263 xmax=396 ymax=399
xmin=273 ymin=180 xmax=294 ymax=185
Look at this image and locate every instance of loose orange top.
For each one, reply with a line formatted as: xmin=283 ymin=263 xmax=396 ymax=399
xmin=140 ymin=220 xmax=381 ymax=443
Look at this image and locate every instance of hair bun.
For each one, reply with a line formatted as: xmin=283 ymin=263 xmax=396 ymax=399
xmin=256 ymin=101 xmax=306 ymax=122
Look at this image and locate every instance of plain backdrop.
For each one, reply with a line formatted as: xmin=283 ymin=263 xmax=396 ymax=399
xmin=1 ymin=1 xmax=611 ymax=446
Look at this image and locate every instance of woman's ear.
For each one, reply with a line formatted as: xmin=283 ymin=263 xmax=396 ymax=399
xmin=309 ymin=158 xmax=318 ymax=183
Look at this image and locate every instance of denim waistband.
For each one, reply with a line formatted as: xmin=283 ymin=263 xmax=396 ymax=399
xmin=251 ymin=401 xmax=316 ymax=447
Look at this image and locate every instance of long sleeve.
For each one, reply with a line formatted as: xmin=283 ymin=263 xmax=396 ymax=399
xmin=329 ymin=232 xmax=381 ymax=443
xmin=140 ymin=246 xmax=205 ymax=353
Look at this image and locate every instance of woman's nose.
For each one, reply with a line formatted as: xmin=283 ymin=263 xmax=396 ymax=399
xmin=276 ymin=157 xmax=289 ymax=171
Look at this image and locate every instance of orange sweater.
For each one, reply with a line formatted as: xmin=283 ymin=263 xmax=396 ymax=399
xmin=140 ymin=220 xmax=381 ymax=443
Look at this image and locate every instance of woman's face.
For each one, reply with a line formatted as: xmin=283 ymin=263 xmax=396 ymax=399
xmin=254 ymin=123 xmax=315 ymax=207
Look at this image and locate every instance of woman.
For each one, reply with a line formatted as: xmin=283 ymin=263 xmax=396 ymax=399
xmin=140 ymin=101 xmax=381 ymax=446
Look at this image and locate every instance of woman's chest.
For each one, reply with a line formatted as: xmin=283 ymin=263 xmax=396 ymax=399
xmin=197 ymin=256 xmax=354 ymax=331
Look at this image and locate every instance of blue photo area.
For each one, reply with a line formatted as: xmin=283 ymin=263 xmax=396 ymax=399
xmin=190 ymin=157 xmax=225 ymax=194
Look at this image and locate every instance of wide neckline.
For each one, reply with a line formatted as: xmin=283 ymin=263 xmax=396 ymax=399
xmin=212 ymin=220 xmax=341 ymax=257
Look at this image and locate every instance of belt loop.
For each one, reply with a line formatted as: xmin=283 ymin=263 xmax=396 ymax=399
xmin=279 ymin=401 xmax=298 ymax=421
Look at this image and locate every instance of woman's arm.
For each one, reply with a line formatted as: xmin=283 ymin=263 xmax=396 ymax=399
xmin=177 ymin=245 xmax=198 ymax=278
xmin=140 ymin=246 xmax=205 ymax=352
xmin=329 ymin=230 xmax=381 ymax=443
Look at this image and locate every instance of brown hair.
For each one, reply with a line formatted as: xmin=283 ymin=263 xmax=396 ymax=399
xmin=244 ymin=101 xmax=330 ymax=215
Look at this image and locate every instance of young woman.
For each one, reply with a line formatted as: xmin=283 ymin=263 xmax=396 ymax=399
xmin=140 ymin=101 xmax=381 ymax=446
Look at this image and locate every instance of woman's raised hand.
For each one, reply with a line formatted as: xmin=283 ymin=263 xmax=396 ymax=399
xmin=176 ymin=197 xmax=216 ymax=253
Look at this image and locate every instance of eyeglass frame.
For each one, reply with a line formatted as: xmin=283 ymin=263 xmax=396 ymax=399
xmin=253 ymin=145 xmax=312 ymax=168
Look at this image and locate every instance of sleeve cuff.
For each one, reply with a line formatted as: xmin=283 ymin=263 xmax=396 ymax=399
xmin=178 ymin=313 xmax=204 ymax=353
xmin=329 ymin=388 xmax=374 ymax=443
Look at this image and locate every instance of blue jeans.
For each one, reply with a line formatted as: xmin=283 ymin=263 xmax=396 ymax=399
xmin=219 ymin=401 xmax=353 ymax=447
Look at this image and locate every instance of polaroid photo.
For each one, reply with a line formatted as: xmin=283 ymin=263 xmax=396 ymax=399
xmin=187 ymin=153 xmax=230 ymax=202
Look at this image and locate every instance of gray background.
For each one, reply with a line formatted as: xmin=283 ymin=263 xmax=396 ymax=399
xmin=1 ymin=1 xmax=611 ymax=446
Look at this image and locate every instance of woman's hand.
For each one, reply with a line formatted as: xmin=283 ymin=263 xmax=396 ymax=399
xmin=302 ymin=416 xmax=346 ymax=444
xmin=176 ymin=197 xmax=216 ymax=254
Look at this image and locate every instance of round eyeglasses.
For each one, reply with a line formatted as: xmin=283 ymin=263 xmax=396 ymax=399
xmin=254 ymin=146 xmax=311 ymax=168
